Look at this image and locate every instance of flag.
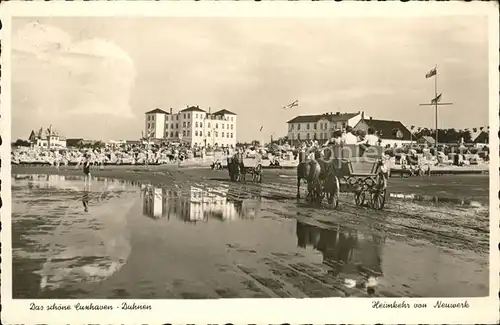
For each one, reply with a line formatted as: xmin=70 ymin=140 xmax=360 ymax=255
xmin=425 ymin=67 xmax=437 ymax=78
xmin=282 ymin=100 xmax=299 ymax=110
xmin=259 ymin=126 xmax=263 ymax=131
xmin=431 ymin=93 xmax=442 ymax=104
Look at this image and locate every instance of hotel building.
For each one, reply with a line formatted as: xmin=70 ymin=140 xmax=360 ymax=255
xmin=286 ymin=111 xmax=365 ymax=143
xmin=144 ymin=106 xmax=237 ymax=148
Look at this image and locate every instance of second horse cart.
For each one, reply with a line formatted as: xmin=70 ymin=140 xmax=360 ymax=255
xmin=310 ymin=144 xmax=388 ymax=210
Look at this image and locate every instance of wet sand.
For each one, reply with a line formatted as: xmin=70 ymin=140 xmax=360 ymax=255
xmin=10 ymin=166 xmax=490 ymax=298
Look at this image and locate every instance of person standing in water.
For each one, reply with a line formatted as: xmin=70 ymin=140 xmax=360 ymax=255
xmin=82 ymin=154 xmax=91 ymax=186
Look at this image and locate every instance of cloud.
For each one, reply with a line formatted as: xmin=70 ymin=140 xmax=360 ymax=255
xmin=12 ymin=21 xmax=136 ymax=123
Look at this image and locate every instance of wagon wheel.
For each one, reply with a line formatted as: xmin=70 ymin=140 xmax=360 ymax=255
xmin=326 ymin=175 xmax=340 ymax=209
xmin=354 ymin=191 xmax=366 ymax=206
xmin=371 ymin=174 xmax=388 ymax=210
xmin=371 ymin=188 xmax=387 ymax=210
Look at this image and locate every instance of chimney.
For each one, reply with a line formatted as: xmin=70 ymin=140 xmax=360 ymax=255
xmin=170 ymin=108 xmax=173 ymax=114
xmin=361 ymin=111 xmax=365 ymax=120
xmin=370 ymin=116 xmax=373 ymax=120
xmin=336 ymin=112 xmax=340 ymax=115
xmin=209 ymin=107 xmax=211 ymax=114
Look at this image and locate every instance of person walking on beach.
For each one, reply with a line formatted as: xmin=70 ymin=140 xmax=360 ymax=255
xmin=82 ymin=154 xmax=91 ymax=185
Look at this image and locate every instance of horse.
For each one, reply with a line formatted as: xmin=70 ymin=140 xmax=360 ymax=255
xmin=228 ymin=152 xmax=245 ymax=182
xmin=296 ymin=150 xmax=324 ymax=202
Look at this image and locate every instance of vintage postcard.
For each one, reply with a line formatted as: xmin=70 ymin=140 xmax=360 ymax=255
xmin=1 ymin=1 xmax=499 ymax=324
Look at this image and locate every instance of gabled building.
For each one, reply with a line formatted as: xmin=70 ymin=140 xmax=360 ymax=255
xmin=30 ymin=126 xmax=67 ymax=148
xmin=353 ymin=118 xmax=412 ymax=147
xmin=144 ymin=106 xmax=237 ymax=148
xmin=287 ymin=111 xmax=364 ymax=142
xmin=473 ymin=131 xmax=489 ymax=146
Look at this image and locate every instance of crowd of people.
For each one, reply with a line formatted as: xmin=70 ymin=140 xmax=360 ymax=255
xmin=11 ymin=124 xmax=488 ymax=171
xmin=11 ymin=143 xmax=204 ymax=167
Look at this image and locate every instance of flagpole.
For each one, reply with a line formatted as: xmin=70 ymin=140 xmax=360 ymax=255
xmin=434 ymin=64 xmax=438 ymax=145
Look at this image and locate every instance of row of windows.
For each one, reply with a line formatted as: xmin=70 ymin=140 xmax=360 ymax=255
xmin=154 ymin=122 xmax=235 ymax=130
xmin=163 ymin=130 xmax=235 ymax=139
xmin=289 ymin=122 xmax=346 ymax=131
xmin=290 ymin=132 xmax=336 ymax=140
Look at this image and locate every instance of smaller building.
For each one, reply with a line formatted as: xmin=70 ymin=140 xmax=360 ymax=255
xmin=473 ymin=131 xmax=489 ymax=146
xmin=417 ymin=136 xmax=436 ymax=146
xmin=353 ymin=118 xmax=413 ymax=147
xmin=29 ymin=126 xmax=67 ymax=149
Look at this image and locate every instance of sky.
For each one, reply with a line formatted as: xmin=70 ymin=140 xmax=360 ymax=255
xmin=11 ymin=16 xmax=490 ymax=142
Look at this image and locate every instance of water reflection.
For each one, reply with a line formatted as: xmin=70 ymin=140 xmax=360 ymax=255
xmin=296 ymin=221 xmax=385 ymax=292
xmin=141 ymin=184 xmax=262 ymax=222
xmin=13 ymin=174 xmax=139 ymax=191
xmin=389 ymin=193 xmax=483 ymax=207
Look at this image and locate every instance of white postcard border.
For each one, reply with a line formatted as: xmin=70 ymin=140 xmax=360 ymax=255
xmin=1 ymin=1 xmax=498 ymax=324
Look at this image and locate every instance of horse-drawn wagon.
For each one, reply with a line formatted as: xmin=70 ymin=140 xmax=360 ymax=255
xmin=297 ymin=144 xmax=388 ymax=210
xmin=228 ymin=153 xmax=263 ymax=183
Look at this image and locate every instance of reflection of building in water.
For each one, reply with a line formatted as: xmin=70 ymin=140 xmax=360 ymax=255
xmin=296 ymin=221 xmax=383 ymax=278
xmin=141 ymin=184 xmax=261 ymax=222
xmin=142 ymin=186 xmax=169 ymax=219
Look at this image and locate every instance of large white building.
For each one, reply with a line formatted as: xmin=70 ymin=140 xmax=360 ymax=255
xmin=144 ymin=106 xmax=237 ymax=148
xmin=287 ymin=111 xmax=365 ymax=143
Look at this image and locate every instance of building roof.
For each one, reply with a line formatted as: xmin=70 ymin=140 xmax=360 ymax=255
xmin=287 ymin=112 xmax=359 ymax=124
xmin=213 ymin=109 xmax=237 ymax=116
xmin=180 ymin=106 xmax=206 ymax=113
xmin=419 ymin=136 xmax=436 ymax=144
xmin=359 ymin=118 xmax=413 ymax=140
xmin=473 ymin=131 xmax=488 ymax=143
xmin=145 ymin=108 xmax=169 ymax=114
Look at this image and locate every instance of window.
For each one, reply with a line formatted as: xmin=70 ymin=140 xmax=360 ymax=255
xmin=222 ymin=124 xmax=224 ymax=129
xmin=195 ymin=131 xmax=198 ymax=136
xmin=176 ymin=132 xmax=179 ymax=137
xmin=231 ymin=117 xmax=233 ymax=121
xmin=176 ymin=123 xmax=178 ymax=128
xmin=231 ymin=124 xmax=233 ymax=130
xmin=166 ymin=116 xmax=169 ymax=121
xmin=208 ymin=131 xmax=211 ymax=137
xmin=297 ymin=133 xmax=301 ymax=140
xmin=176 ymin=115 xmax=179 ymax=120
xmin=195 ymin=114 xmax=198 ymax=119
xmin=222 ymin=132 xmax=225 ymax=138
xmin=307 ymin=133 xmax=310 ymax=140
xmin=230 ymin=133 xmax=233 ymax=138
xmin=200 ymin=130 xmax=203 ymax=136
xmin=195 ymin=122 xmax=198 ymax=128
xmin=171 ymin=124 xmax=174 ymax=129
xmin=187 ymin=130 xmax=190 ymax=136
xmin=208 ymin=123 xmax=210 ymax=128
xmin=297 ymin=124 xmax=301 ymax=130
xmin=200 ymin=122 xmax=203 ymax=128
xmin=183 ymin=113 xmax=186 ymax=119
xmin=183 ymin=131 xmax=186 ymax=136
xmin=170 ymin=132 xmax=173 ymax=137
xmin=187 ymin=122 xmax=190 ymax=127
xmin=314 ymin=123 xmax=317 ymax=130
xmin=289 ymin=124 xmax=293 ymax=131
xmin=166 ymin=124 xmax=169 ymax=129
xmin=187 ymin=113 xmax=190 ymax=118
xmin=183 ymin=122 xmax=186 ymax=127
xmin=216 ymin=123 xmax=218 ymax=129
xmin=342 ymin=122 xmax=346 ymax=128
xmin=215 ymin=132 xmax=218 ymax=137
xmin=307 ymin=123 xmax=310 ymax=130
